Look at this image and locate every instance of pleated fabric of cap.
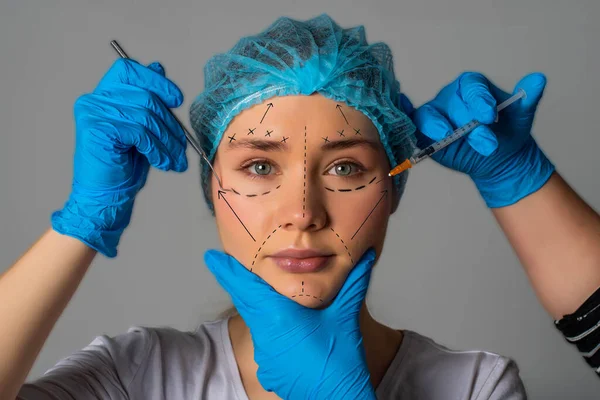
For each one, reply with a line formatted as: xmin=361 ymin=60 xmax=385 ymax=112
xmin=190 ymin=13 xmax=416 ymax=210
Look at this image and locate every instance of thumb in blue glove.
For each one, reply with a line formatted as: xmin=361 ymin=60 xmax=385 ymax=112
xmin=409 ymin=72 xmax=555 ymax=207
xmin=204 ymin=247 xmax=378 ymax=400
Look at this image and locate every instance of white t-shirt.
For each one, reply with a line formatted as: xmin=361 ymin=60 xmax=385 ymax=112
xmin=19 ymin=317 xmax=526 ymax=399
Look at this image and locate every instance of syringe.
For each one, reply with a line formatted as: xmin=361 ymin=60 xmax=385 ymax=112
xmin=388 ymin=88 xmax=527 ymax=177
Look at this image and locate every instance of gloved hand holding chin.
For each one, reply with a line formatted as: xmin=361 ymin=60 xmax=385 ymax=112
xmin=204 ymin=248 xmax=378 ymax=400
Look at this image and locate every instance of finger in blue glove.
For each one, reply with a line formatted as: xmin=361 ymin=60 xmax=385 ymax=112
xmin=411 ymin=71 xmax=554 ymax=207
xmin=52 ymin=59 xmax=188 ymax=257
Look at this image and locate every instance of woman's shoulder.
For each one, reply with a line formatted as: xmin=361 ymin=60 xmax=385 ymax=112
xmin=402 ymin=329 xmax=513 ymax=362
xmin=377 ymin=330 xmax=527 ymax=399
xmin=89 ymin=317 xmax=230 ymax=367
xmin=19 ymin=318 xmax=233 ymax=400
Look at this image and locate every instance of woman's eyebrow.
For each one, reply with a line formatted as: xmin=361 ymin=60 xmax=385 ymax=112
xmin=226 ymin=138 xmax=289 ymax=152
xmin=225 ymin=138 xmax=378 ymax=152
xmin=322 ymin=138 xmax=379 ymax=151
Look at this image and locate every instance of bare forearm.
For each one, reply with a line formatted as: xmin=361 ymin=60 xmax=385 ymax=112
xmin=0 ymin=229 xmax=96 ymax=399
xmin=493 ymin=172 xmax=600 ymax=319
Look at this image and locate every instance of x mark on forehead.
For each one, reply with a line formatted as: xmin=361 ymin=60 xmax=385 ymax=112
xmin=226 ymin=137 xmax=379 ymax=152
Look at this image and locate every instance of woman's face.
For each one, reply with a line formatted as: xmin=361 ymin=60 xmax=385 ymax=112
xmin=211 ymin=94 xmax=399 ymax=308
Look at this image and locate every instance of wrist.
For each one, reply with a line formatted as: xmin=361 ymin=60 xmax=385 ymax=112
xmin=473 ymin=140 xmax=555 ymax=208
xmin=51 ymin=194 xmax=135 ymax=258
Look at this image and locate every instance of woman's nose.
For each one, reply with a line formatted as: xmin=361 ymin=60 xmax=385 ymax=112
xmin=276 ymin=173 xmax=327 ymax=233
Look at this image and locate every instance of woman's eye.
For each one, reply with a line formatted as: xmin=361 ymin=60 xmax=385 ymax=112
xmin=247 ymin=162 xmax=272 ymax=176
xmin=327 ymin=162 xmax=361 ymax=177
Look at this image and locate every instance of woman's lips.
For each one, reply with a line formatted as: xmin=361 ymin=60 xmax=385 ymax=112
xmin=269 ymin=249 xmax=334 ymax=273
xmin=271 ymin=256 xmax=333 ymax=273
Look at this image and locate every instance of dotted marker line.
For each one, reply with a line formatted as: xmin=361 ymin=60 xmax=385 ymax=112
xmin=324 ymin=176 xmax=377 ymax=193
xmin=291 ymin=281 xmax=324 ymax=303
xmin=227 ymin=184 xmax=281 ymax=198
xmin=303 ymin=126 xmax=307 ymax=218
xmin=330 ymin=227 xmax=354 ymax=264
xmin=250 ymin=224 xmax=283 ymax=271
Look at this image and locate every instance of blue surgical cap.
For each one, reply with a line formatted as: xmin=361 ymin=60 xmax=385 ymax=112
xmin=190 ymin=13 xmax=416 ymax=210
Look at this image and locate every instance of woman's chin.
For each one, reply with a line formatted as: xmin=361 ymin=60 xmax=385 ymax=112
xmin=289 ymin=294 xmax=331 ymax=309
xmin=273 ymin=277 xmax=338 ymax=309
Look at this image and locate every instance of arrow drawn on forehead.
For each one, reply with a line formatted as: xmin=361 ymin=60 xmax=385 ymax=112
xmin=260 ymin=103 xmax=274 ymax=124
xmin=336 ymin=104 xmax=349 ymax=125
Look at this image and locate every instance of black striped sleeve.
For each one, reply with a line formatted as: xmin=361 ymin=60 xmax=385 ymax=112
xmin=554 ymin=286 xmax=600 ymax=377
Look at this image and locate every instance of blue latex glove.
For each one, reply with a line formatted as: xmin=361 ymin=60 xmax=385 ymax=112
xmin=204 ymin=248 xmax=378 ymax=400
xmin=51 ymin=59 xmax=188 ymax=257
xmin=404 ymin=72 xmax=555 ymax=207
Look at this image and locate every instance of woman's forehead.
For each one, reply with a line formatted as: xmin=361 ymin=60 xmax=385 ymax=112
xmin=222 ymin=94 xmax=379 ymax=141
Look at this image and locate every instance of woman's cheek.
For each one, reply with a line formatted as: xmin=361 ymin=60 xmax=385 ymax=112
xmin=325 ymin=182 xmax=391 ymax=261
xmin=214 ymin=174 xmax=391 ymax=273
xmin=214 ymin=191 xmax=271 ymax=268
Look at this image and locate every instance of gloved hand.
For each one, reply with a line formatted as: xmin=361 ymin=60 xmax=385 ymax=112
xmin=204 ymin=248 xmax=378 ymax=400
xmin=402 ymin=72 xmax=555 ymax=207
xmin=51 ymin=59 xmax=188 ymax=257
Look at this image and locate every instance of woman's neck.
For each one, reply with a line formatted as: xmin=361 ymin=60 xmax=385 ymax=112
xmin=228 ymin=302 xmax=403 ymax=398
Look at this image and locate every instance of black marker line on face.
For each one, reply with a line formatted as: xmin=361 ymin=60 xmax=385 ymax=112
xmin=228 ymin=184 xmax=282 ymax=197
xmin=303 ymin=126 xmax=307 ymax=218
xmin=250 ymin=224 xmax=282 ymax=271
xmin=324 ymin=176 xmax=378 ymax=193
xmin=291 ymin=281 xmax=324 ymax=303
xmin=330 ymin=227 xmax=354 ymax=264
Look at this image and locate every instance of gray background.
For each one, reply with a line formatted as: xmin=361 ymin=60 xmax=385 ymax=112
xmin=1 ymin=0 xmax=598 ymax=398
